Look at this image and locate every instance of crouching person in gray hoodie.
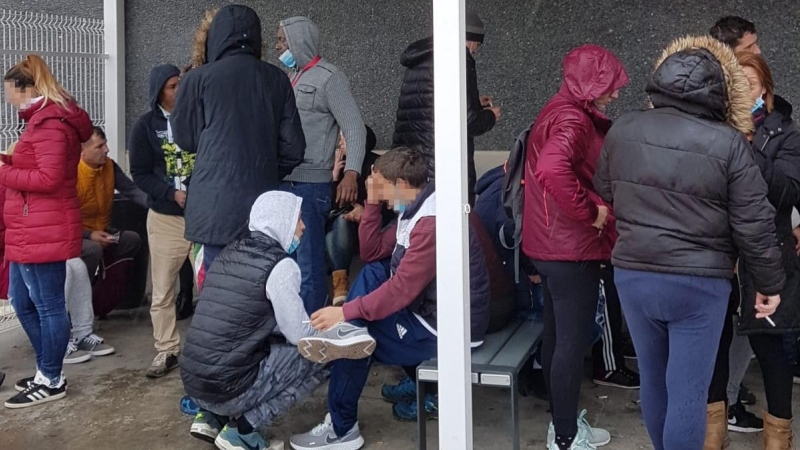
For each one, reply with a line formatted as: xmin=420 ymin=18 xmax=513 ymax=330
xmin=180 ymin=191 xmax=376 ymax=450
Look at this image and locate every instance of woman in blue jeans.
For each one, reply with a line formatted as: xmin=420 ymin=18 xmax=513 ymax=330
xmin=594 ymin=36 xmax=784 ymax=450
xmin=1 ymin=55 xmax=93 ymax=409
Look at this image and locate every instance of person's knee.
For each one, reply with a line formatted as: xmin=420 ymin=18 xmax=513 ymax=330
xmin=118 ymin=231 xmax=143 ymax=257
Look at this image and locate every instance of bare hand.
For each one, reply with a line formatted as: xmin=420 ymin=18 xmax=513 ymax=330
xmin=592 ymin=205 xmax=609 ymax=230
xmin=366 ymin=172 xmax=380 ymax=205
xmin=343 ymin=203 xmax=364 ymax=223
xmin=793 ymin=227 xmax=800 ymax=256
xmin=480 ymin=95 xmax=494 ymax=108
xmin=528 ymin=274 xmax=542 ymax=285
xmin=90 ymin=230 xmax=116 ymax=248
xmin=336 ymin=171 xmax=359 ymax=208
xmin=174 ymin=190 xmax=187 ymax=209
xmin=487 ymin=106 xmax=501 ymax=121
xmin=332 ymin=158 xmax=346 ymax=182
xmin=310 ymin=306 xmax=345 ymax=331
xmin=755 ymin=293 xmax=781 ymax=319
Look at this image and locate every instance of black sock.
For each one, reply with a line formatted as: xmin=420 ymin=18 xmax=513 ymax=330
xmin=555 ymin=434 xmax=575 ymax=450
xmin=237 ymin=417 xmax=255 ymax=435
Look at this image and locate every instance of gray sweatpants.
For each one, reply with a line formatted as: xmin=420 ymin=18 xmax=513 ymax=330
xmin=197 ymin=343 xmax=328 ymax=429
xmin=65 ymin=258 xmax=95 ymax=341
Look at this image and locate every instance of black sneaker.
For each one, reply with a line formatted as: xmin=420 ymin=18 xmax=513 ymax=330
xmin=14 ymin=376 xmax=68 ymax=392
xmin=728 ymin=402 xmax=763 ymax=433
xmin=593 ymin=368 xmax=640 ymax=390
xmin=5 ymin=382 xmax=66 ymax=409
xmin=738 ymin=383 xmax=757 ymax=406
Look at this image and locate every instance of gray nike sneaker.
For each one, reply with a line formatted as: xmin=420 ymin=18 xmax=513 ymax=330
xmin=290 ymin=413 xmax=364 ymax=450
xmin=297 ymin=323 xmax=376 ymax=364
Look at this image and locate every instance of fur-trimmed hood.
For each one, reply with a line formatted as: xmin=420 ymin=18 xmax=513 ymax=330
xmin=647 ymin=35 xmax=754 ymax=135
xmin=189 ymin=9 xmax=217 ymax=70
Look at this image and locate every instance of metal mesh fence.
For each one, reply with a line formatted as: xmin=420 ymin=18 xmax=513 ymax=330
xmin=0 ymin=9 xmax=106 ymax=333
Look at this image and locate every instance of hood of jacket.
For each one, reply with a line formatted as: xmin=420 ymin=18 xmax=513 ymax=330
xmin=206 ymin=4 xmax=262 ymax=63
xmin=248 ymin=191 xmax=302 ymax=252
xmin=648 ymin=35 xmax=753 ymax=135
xmin=148 ymin=64 xmax=180 ymax=113
xmin=559 ymin=44 xmax=629 ymax=107
xmin=20 ymin=99 xmax=93 ymax=143
xmin=401 ymin=37 xmax=434 ymax=68
xmin=281 ymin=16 xmax=320 ymax=68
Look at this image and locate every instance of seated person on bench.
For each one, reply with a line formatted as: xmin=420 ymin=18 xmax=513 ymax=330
xmin=180 ymin=191 xmax=372 ymax=450
xmin=78 ymin=126 xmax=147 ymax=281
xmin=290 ymin=147 xmax=492 ymax=450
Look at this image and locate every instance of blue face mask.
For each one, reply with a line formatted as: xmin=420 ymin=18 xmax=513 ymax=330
xmin=279 ymin=49 xmax=297 ymax=69
xmin=752 ymin=96 xmax=765 ymax=114
xmin=287 ymin=235 xmax=300 ymax=254
xmin=392 ymin=201 xmax=406 ymax=214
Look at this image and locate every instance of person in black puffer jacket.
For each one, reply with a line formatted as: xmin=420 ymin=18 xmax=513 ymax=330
xmin=391 ymin=11 xmax=499 ymax=206
xmin=594 ymin=35 xmax=784 ymax=450
xmin=180 ymin=191 xmax=331 ymax=448
xmin=733 ymin=51 xmax=800 ymax=446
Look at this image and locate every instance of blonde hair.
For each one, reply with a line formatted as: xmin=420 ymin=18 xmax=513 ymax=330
xmin=3 ymin=54 xmax=70 ymax=108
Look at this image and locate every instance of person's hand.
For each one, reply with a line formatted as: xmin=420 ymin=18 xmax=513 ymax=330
xmin=528 ymin=274 xmax=542 ymax=285
xmin=366 ymin=170 xmax=380 ymax=205
xmin=310 ymin=306 xmax=345 ymax=331
xmin=343 ymin=203 xmax=364 ymax=223
xmin=488 ymin=106 xmax=501 ymax=122
xmin=90 ymin=230 xmax=116 ymax=248
xmin=480 ymin=95 xmax=494 ymax=108
xmin=332 ymin=158 xmax=346 ymax=182
xmin=755 ymin=293 xmax=781 ymax=319
xmin=793 ymin=227 xmax=800 ymax=256
xmin=336 ymin=171 xmax=359 ymax=208
xmin=592 ymin=205 xmax=609 ymax=230
xmin=174 ymin=190 xmax=187 ymax=209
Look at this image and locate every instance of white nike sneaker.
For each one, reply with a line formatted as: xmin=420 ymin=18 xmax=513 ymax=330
xmin=297 ymin=323 xmax=376 ymax=364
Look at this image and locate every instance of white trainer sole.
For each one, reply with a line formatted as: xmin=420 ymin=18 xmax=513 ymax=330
xmin=289 ymin=435 xmax=364 ymax=450
xmin=189 ymin=423 xmax=219 ymax=444
xmin=63 ymin=353 xmax=92 ymax=364
xmin=298 ymin=335 xmax=376 ymax=364
xmin=4 ymin=390 xmax=66 ymax=409
xmin=215 ymin=435 xmax=284 ymax=450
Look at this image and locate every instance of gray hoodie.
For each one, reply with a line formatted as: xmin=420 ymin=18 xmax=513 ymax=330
xmin=281 ymin=17 xmax=366 ymax=183
xmin=249 ymin=191 xmax=316 ymax=343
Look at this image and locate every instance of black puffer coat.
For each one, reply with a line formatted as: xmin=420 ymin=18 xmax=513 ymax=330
xmin=180 ymin=232 xmax=286 ymax=404
xmin=739 ymin=99 xmax=800 ymax=334
xmin=171 ymin=5 xmax=306 ymax=246
xmin=391 ymin=37 xmax=496 ymax=204
xmin=594 ymin=35 xmax=784 ymax=296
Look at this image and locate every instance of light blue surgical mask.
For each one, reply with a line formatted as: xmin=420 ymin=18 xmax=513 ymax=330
xmin=752 ymin=96 xmax=765 ymax=114
xmin=392 ymin=202 xmax=407 ymax=214
xmin=287 ymin=235 xmax=300 ymax=254
xmin=279 ymin=49 xmax=297 ymax=69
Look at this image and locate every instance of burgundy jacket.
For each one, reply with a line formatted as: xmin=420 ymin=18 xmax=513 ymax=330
xmin=0 ymin=99 xmax=92 ymax=264
xmin=523 ymin=45 xmax=628 ymax=262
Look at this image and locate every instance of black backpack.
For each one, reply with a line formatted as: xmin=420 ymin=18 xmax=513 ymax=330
xmin=499 ymin=124 xmax=533 ymax=281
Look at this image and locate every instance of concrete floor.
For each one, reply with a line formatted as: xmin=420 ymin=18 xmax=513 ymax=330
xmin=0 ymin=309 xmax=794 ymax=450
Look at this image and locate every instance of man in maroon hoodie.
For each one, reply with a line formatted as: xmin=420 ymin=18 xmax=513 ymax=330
xmin=523 ymin=45 xmax=628 ymax=450
xmin=291 ymin=148 xmax=491 ymax=448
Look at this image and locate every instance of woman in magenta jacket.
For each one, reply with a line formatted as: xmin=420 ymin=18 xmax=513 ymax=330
xmin=523 ymin=44 xmax=628 ymax=450
xmin=1 ymin=55 xmax=92 ymax=409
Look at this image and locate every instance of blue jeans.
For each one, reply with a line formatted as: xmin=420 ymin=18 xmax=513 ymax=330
xmin=326 ymin=215 xmax=358 ymax=272
xmin=9 ymin=261 xmax=70 ymax=384
xmin=328 ymin=261 xmax=436 ymax=437
xmin=280 ymin=181 xmax=332 ymax=315
xmin=616 ymin=268 xmax=730 ymax=450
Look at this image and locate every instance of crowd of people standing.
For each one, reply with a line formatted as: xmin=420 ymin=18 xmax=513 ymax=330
xmin=0 ymin=5 xmax=798 ymax=450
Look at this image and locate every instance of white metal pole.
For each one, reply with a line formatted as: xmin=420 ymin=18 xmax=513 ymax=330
xmin=103 ymin=0 xmax=125 ymax=169
xmin=433 ymin=0 xmax=473 ymax=449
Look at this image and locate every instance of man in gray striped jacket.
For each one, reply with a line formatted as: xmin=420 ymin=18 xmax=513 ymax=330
xmin=276 ymin=16 xmax=366 ymax=315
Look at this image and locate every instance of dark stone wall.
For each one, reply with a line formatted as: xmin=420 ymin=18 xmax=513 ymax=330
xmin=3 ymin=0 xmax=800 ymax=150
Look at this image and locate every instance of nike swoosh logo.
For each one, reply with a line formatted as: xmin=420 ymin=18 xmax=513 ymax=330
xmin=336 ymin=328 xmax=361 ymax=339
xmin=325 ymin=434 xmax=341 ymax=445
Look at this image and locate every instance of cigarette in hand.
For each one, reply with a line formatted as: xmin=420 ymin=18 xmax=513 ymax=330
xmin=301 ymin=320 xmax=311 ymax=324
xmin=764 ymin=316 xmax=776 ymax=327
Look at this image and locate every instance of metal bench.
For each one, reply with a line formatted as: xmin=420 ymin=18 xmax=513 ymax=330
xmin=416 ymin=319 xmax=544 ymax=450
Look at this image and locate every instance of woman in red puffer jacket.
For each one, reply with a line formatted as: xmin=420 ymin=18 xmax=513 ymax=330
xmin=523 ymin=44 xmax=628 ymax=450
xmin=1 ymin=55 xmax=92 ymax=409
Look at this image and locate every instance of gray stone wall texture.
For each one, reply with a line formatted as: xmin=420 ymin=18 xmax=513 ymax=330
xmin=2 ymin=0 xmax=800 ymax=151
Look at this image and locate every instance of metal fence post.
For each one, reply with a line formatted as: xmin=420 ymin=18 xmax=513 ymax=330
xmin=104 ymin=0 xmax=125 ymax=168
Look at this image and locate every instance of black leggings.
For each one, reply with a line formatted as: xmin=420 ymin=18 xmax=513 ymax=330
xmin=535 ymin=260 xmax=602 ymax=437
xmin=707 ymin=279 xmax=738 ymax=404
xmin=749 ymin=334 xmax=795 ymax=420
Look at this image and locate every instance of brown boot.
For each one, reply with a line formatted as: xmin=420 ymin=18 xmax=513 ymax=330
xmin=332 ymin=270 xmax=349 ymax=306
xmin=704 ymin=401 xmax=729 ymax=450
xmin=764 ymin=412 xmax=795 ymax=450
